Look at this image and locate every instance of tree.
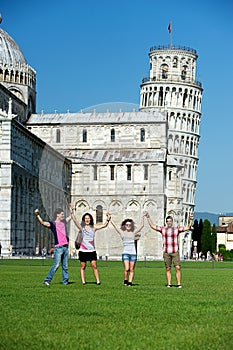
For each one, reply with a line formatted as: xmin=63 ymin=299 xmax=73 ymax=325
xmin=201 ymin=219 xmax=212 ymax=255
xmin=211 ymin=224 xmax=217 ymax=253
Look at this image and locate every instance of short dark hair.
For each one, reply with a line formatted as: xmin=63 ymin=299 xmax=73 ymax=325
xmin=166 ymin=215 xmax=173 ymax=222
xmin=81 ymin=213 xmax=94 ymax=228
xmin=121 ymin=218 xmax=135 ymax=232
xmin=53 ymin=208 xmax=64 ymax=220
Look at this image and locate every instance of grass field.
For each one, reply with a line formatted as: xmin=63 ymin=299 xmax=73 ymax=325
xmin=0 ymin=259 xmax=232 ymax=350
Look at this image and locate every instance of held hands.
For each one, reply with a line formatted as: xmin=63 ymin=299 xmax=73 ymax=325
xmin=70 ymin=203 xmax=75 ymax=214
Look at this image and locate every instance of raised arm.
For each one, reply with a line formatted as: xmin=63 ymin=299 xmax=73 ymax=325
xmin=69 ymin=204 xmax=82 ymax=231
xmin=134 ymin=214 xmax=146 ymax=235
xmin=184 ymin=213 xmax=194 ymax=231
xmin=145 ymin=212 xmax=157 ymax=231
xmin=34 ymin=209 xmax=50 ymax=227
xmin=109 ymin=215 xmax=124 ymax=237
xmin=95 ymin=212 xmax=111 ymax=231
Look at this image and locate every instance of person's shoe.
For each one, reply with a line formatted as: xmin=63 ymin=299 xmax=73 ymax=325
xmin=177 ymin=285 xmax=182 ymax=288
xmin=167 ymin=284 xmax=172 ymax=288
xmin=124 ymin=280 xmax=128 ymax=286
xmin=96 ymin=282 xmax=101 ymax=285
xmin=43 ymin=281 xmax=50 ymax=286
xmin=63 ymin=282 xmax=69 ymax=285
xmin=127 ymin=282 xmax=132 ymax=287
xmin=82 ymin=282 xmax=86 ymax=285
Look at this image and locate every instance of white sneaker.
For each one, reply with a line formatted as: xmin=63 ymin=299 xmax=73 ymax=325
xmin=43 ymin=281 xmax=50 ymax=286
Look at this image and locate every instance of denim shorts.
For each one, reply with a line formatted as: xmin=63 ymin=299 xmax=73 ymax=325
xmin=122 ymin=253 xmax=137 ymax=262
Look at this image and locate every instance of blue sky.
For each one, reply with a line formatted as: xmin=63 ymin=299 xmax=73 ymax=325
xmin=1 ymin=0 xmax=233 ymax=214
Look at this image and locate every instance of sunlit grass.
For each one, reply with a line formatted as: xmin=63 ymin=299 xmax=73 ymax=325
xmin=0 ymin=259 xmax=232 ymax=350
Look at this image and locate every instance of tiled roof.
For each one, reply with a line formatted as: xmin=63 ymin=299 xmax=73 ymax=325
xmin=28 ymin=110 xmax=166 ymax=125
xmin=217 ymin=222 xmax=233 ymax=233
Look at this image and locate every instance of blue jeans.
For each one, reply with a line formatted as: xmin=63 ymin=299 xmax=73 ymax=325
xmin=44 ymin=246 xmax=69 ymax=284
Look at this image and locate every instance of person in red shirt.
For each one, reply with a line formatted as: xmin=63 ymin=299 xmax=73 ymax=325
xmin=145 ymin=213 xmax=193 ymax=288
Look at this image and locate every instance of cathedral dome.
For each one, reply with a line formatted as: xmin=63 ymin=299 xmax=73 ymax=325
xmin=0 ymin=27 xmax=27 ymax=65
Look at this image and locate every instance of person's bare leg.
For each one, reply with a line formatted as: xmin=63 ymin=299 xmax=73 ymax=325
xmin=175 ymin=265 xmax=181 ymax=285
xmin=166 ymin=266 xmax=172 ymax=285
xmin=128 ymin=261 xmax=135 ymax=283
xmin=124 ymin=260 xmax=130 ymax=282
xmin=91 ymin=260 xmax=100 ymax=283
xmin=80 ymin=261 xmax=86 ymax=284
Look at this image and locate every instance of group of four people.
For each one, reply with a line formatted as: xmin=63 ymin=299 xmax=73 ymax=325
xmin=34 ymin=206 xmax=193 ymax=288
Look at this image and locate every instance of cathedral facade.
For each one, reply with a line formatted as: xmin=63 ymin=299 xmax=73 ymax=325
xmin=0 ymin=23 xmax=203 ymax=259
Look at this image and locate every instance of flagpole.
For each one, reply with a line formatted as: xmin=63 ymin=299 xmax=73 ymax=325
xmin=168 ymin=21 xmax=172 ymax=47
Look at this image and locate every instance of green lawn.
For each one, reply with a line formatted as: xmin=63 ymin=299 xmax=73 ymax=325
xmin=0 ymin=259 xmax=232 ymax=350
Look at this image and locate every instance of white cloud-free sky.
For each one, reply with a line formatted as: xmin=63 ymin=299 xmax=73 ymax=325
xmin=1 ymin=0 xmax=233 ymax=214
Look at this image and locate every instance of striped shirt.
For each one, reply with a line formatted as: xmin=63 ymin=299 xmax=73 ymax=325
xmin=156 ymin=226 xmax=184 ymax=253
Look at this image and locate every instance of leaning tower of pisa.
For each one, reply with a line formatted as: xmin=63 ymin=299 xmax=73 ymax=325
xmin=140 ymin=45 xmax=203 ymax=225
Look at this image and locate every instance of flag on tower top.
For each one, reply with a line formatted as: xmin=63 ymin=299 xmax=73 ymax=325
xmin=168 ymin=22 xmax=172 ymax=33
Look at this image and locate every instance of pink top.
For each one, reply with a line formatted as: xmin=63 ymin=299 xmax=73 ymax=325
xmin=54 ymin=221 xmax=69 ymax=247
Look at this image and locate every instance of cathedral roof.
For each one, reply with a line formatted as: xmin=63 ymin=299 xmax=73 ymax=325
xmin=28 ymin=110 xmax=166 ymax=124
xmin=0 ymin=27 xmax=27 ymax=65
xmin=64 ymin=149 xmax=166 ymax=163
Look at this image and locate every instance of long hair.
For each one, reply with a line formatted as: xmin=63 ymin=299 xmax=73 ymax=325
xmin=81 ymin=213 xmax=94 ymax=228
xmin=52 ymin=208 xmax=64 ymax=221
xmin=121 ymin=218 xmax=135 ymax=232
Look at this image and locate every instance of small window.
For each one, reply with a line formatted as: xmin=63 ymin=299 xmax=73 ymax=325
xmin=93 ymin=165 xmax=97 ymax=181
xmin=181 ymin=66 xmax=187 ymax=80
xmin=56 ymin=129 xmax=61 ymax=143
xmin=161 ymin=64 xmax=168 ymax=79
xmin=110 ymin=165 xmax=115 ymax=180
xmin=173 ymin=57 xmax=178 ymax=68
xmin=144 ymin=165 xmax=148 ymax=180
xmin=127 ymin=165 xmax=132 ymax=181
xmin=140 ymin=128 xmax=145 ymax=142
xmin=111 ymin=129 xmax=115 ymax=142
xmin=96 ymin=205 xmax=103 ymax=223
xmin=83 ymin=129 xmax=87 ymax=142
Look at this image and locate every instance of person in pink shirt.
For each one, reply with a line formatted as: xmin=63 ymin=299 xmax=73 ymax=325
xmin=35 ymin=207 xmax=73 ymax=286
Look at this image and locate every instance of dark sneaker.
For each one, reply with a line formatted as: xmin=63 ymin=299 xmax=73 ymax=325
xmin=124 ymin=280 xmax=128 ymax=286
xmin=127 ymin=282 xmax=132 ymax=287
xmin=96 ymin=282 xmax=101 ymax=285
xmin=167 ymin=284 xmax=172 ymax=288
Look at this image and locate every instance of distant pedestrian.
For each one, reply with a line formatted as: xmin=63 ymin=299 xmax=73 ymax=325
xmin=0 ymin=242 xmax=2 ymax=256
xmin=42 ymin=246 xmax=47 ymax=257
xmin=109 ymin=213 xmax=145 ymax=286
xmin=9 ymin=244 xmax=13 ymax=257
xmin=35 ymin=207 xmax=73 ymax=285
xmin=145 ymin=212 xmax=193 ymax=288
